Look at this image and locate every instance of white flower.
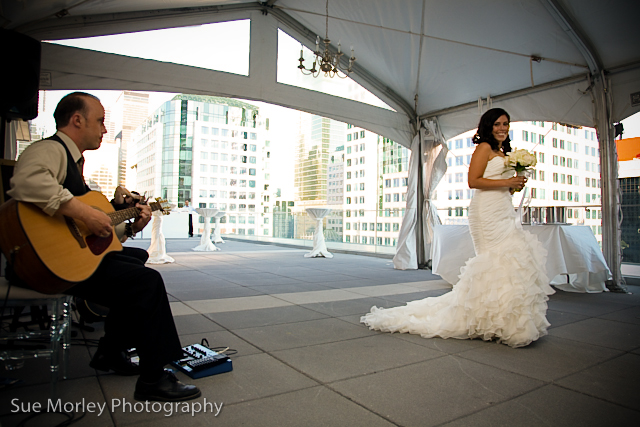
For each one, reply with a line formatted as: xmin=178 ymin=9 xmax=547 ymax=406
xmin=505 ymin=148 xmax=537 ymax=170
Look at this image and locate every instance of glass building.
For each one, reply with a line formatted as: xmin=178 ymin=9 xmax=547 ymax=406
xmin=132 ymin=94 xmax=272 ymax=236
xmin=294 ymin=115 xmax=346 ymax=207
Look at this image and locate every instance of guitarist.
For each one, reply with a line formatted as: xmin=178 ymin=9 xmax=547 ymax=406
xmin=7 ymin=92 xmax=201 ymax=402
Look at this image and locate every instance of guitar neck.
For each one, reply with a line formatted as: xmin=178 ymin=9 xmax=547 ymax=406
xmin=107 ymin=202 xmax=161 ymax=226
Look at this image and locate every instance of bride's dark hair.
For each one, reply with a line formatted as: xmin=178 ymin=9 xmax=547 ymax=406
xmin=472 ymin=108 xmax=512 ymax=154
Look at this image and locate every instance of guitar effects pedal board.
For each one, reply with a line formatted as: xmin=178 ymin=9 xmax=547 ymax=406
xmin=171 ymin=344 xmax=233 ymax=379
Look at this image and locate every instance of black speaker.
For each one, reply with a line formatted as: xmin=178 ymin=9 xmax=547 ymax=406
xmin=0 ymin=29 xmax=41 ymax=120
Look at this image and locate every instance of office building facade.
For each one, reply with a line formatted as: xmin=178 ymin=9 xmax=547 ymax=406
xmin=132 ymin=94 xmax=272 ymax=237
xmin=294 ymin=115 xmax=346 ymax=209
xmin=435 ymin=121 xmax=603 ymax=244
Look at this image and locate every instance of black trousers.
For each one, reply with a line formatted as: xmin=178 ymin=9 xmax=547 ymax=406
xmin=188 ymin=214 xmax=193 ymax=237
xmin=67 ymin=247 xmax=183 ymax=378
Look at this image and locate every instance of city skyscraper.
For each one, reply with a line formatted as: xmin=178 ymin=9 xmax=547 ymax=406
xmin=114 ymin=91 xmax=149 ymax=187
xmin=294 ymin=114 xmax=346 ymax=208
xmin=132 ymin=94 xmax=272 ymax=237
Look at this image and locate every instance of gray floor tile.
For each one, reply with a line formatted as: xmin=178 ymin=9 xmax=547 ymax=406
xmin=159 ymin=270 xmax=223 ymax=285
xmin=383 ymin=288 xmax=451 ymax=303
xmin=337 ymin=313 xmax=368 ymax=326
xmin=194 ymin=267 xmax=263 ymax=276
xmin=549 ymin=318 xmax=640 ymax=351
xmin=213 ymin=386 xmax=395 ymax=427
xmin=246 ymin=282 xmax=334 ymax=294
xmin=172 ymin=260 xmax=229 ymax=269
xmin=5 ymin=239 xmax=633 ymax=427
xmin=442 ymin=384 xmax=639 ymax=427
xmin=345 ymin=268 xmax=438 ymax=281
xmin=580 ymin=287 xmax=640 ymax=305
xmin=302 ymin=296 xmax=403 ymax=317
xmin=205 ymin=305 xmax=329 ymax=330
xmin=545 ymin=309 xmax=589 ymax=328
xmin=164 ymin=275 xmax=240 ymax=290
xmin=297 ymin=273 xmax=362 ymax=283
xmin=221 ymin=272 xmax=301 ymax=286
xmin=556 ymin=352 xmax=640 ymax=411
xmin=547 ymin=297 xmax=631 ymax=317
xmin=272 ymin=334 xmax=444 ymax=383
xmin=171 ymin=286 xmax=266 ymax=301
xmin=323 ymin=277 xmax=403 ymax=288
xmin=597 ymin=305 xmax=640 ymax=325
xmin=331 ymin=355 xmax=543 ymax=426
xmin=233 ymin=318 xmax=375 ymax=351
xmin=194 ymin=353 xmax=319 ymax=405
xmin=173 ymin=314 xmax=226 ymax=335
xmin=391 ymin=331 xmax=493 ymax=354
xmin=458 ymin=335 xmax=622 ymax=382
xmin=266 ymin=267 xmax=324 ymax=278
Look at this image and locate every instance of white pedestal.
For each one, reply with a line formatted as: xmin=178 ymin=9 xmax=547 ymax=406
xmin=192 ymin=208 xmax=220 ymax=252
xmin=147 ymin=210 xmax=175 ymax=264
xmin=212 ymin=211 xmax=226 ymax=243
xmin=304 ymin=208 xmax=333 ymax=258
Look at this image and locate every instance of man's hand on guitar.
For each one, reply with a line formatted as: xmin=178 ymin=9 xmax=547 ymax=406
xmin=58 ymin=197 xmax=113 ymax=238
xmin=82 ymin=206 xmax=113 ymax=237
xmin=132 ymin=203 xmax=152 ymax=234
xmin=113 ymin=186 xmax=142 ymax=208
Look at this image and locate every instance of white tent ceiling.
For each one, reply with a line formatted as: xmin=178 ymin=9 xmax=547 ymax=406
xmin=2 ymin=0 xmax=639 ymax=287
xmin=3 ymin=0 xmax=639 ymax=146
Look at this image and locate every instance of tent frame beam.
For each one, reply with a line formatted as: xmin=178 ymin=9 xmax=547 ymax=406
xmin=18 ymin=1 xmax=415 ymax=125
xmin=257 ymin=7 xmax=416 ymax=121
xmin=540 ymin=0 xmax=603 ymax=75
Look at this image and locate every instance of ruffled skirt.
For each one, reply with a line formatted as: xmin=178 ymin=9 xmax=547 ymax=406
xmin=361 ymin=189 xmax=554 ymax=348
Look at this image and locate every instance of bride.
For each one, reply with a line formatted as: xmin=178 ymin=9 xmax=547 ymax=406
xmin=361 ymin=108 xmax=555 ymax=348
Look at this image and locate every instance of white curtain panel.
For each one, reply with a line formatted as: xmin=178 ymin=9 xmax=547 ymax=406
xmin=393 ymin=121 xmax=447 ymax=269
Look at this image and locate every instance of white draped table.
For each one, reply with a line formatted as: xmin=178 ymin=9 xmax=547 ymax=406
xmin=431 ymin=224 xmax=612 ymax=293
xmin=304 ymin=208 xmax=333 ymax=258
xmin=212 ymin=211 xmax=226 ymax=243
xmin=146 ymin=209 xmax=175 ymax=264
xmin=192 ymin=208 xmax=220 ymax=252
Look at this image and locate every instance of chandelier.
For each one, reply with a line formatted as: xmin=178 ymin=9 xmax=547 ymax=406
xmin=298 ymin=0 xmax=356 ymax=78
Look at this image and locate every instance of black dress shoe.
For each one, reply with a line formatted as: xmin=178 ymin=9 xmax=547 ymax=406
xmin=90 ymin=349 xmax=140 ymax=376
xmin=134 ymin=370 xmax=201 ymax=402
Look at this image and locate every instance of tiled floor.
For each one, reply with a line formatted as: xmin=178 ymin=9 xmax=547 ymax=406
xmin=1 ymin=238 xmax=639 ymax=426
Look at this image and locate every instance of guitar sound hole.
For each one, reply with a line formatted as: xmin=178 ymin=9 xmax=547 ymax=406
xmin=85 ymin=233 xmax=113 ymax=255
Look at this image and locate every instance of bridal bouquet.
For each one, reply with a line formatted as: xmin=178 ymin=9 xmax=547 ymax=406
xmin=504 ymin=148 xmax=537 ymax=192
xmin=504 ymin=148 xmax=537 ymax=175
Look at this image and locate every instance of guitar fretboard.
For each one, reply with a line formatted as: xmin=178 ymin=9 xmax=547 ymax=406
xmin=107 ymin=202 xmax=161 ymax=226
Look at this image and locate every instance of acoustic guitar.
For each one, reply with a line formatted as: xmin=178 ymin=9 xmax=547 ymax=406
xmin=0 ymin=191 xmax=170 ymax=294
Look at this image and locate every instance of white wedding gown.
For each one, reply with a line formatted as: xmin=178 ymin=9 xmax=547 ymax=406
xmin=361 ymin=157 xmax=555 ymax=348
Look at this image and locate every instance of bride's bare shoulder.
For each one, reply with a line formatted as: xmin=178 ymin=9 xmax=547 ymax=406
xmin=471 ymin=142 xmax=492 ymax=159
xmin=474 ymin=142 xmax=492 ymax=152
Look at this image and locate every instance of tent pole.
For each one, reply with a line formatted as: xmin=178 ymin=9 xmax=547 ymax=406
xmin=415 ymin=118 xmax=426 ymax=269
xmin=593 ymin=74 xmax=626 ymax=292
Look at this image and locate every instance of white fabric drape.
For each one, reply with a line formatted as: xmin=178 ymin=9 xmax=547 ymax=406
xmin=212 ymin=213 xmax=226 ymax=243
xmin=146 ymin=210 xmax=175 ymax=264
xmin=192 ymin=208 xmax=219 ymax=252
xmin=393 ymin=121 xmax=448 ymax=269
xmin=304 ymin=208 xmax=333 ymax=258
xmin=431 ymin=224 xmax=611 ymax=293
